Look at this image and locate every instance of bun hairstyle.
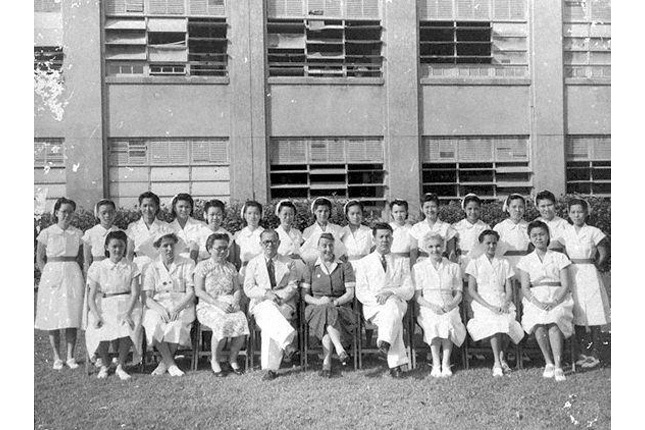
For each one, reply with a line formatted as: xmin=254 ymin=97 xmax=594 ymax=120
xmin=275 ymin=199 xmax=296 ymax=217
xmin=527 ymin=220 xmax=550 ymax=246
xmin=52 ymin=197 xmax=76 ymax=223
xmin=153 ymin=232 xmax=179 ymax=248
xmin=503 ymin=193 xmax=526 ymax=213
xmin=94 ymin=199 xmax=116 ymax=220
xmin=206 ymin=232 xmax=230 ymax=251
xmin=568 ymin=198 xmax=592 ymax=216
xmin=203 ymin=199 xmax=226 ymax=216
xmin=311 ymin=197 xmax=332 ymax=214
xmin=421 ymin=192 xmax=440 ymax=205
xmin=461 ymin=193 xmax=481 ymax=211
xmin=103 ymin=230 xmax=128 ymax=258
xmin=138 ymin=191 xmax=161 ymax=215
xmin=478 ymin=229 xmax=500 ymax=243
xmin=344 ymin=200 xmax=363 ymax=216
xmin=240 ymin=200 xmax=263 ymax=221
xmin=171 ymin=193 xmax=195 ymax=218
xmin=534 ymin=190 xmax=556 ymax=206
xmin=389 ymin=199 xmax=409 ymax=212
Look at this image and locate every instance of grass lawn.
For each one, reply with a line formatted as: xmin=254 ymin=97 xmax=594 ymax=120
xmin=34 ymin=327 xmax=611 ymax=430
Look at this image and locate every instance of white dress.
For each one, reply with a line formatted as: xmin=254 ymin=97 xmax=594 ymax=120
xmin=85 ymin=259 xmax=143 ymax=356
xmin=169 ymin=217 xmax=206 ymax=260
xmin=464 ymin=255 xmax=524 ymax=343
xmin=410 ymin=219 xmax=457 ymax=263
xmin=341 ymin=224 xmax=373 ymax=271
xmin=452 ymin=219 xmax=491 ymax=276
xmin=558 ymin=224 xmax=610 ymax=326
xmin=412 ymin=258 xmax=466 ymax=346
xmin=125 ymin=218 xmax=173 ymax=276
xmin=389 ymin=222 xmax=415 ymax=267
xmin=35 ymin=225 xmax=85 ymax=330
xmin=234 ymin=226 xmax=265 ymax=280
xmin=516 ymin=250 xmax=575 ymax=337
xmin=538 ymin=216 xmax=569 ymax=247
xmin=82 ymin=224 xmax=123 ymax=261
xmin=142 ymin=256 xmax=196 ymax=348
xmin=301 ymin=222 xmax=347 ymax=264
xmin=493 ymin=219 xmax=530 ymax=271
xmin=276 ymin=225 xmax=306 ymax=281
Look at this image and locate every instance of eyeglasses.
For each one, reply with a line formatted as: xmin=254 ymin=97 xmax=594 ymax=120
xmin=261 ymin=240 xmax=278 ymax=245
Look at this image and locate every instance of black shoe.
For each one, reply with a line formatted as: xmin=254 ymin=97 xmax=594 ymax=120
xmin=389 ymin=366 xmax=405 ymax=379
xmin=283 ymin=345 xmax=298 ymax=362
xmin=319 ymin=368 xmax=332 ymax=378
xmin=338 ymin=351 xmax=349 ymax=366
xmin=231 ymin=366 xmax=245 ymax=375
xmin=377 ymin=341 xmax=391 ymax=357
xmin=262 ymin=370 xmax=278 ymax=381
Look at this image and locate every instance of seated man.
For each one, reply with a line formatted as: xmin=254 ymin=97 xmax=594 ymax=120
xmin=243 ymin=229 xmax=299 ymax=380
xmin=355 ymin=222 xmax=414 ymax=378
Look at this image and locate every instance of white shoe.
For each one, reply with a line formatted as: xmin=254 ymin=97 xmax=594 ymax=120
xmin=97 ymin=366 xmax=109 ymax=379
xmin=168 ymin=365 xmax=185 ymax=377
xmin=52 ymin=359 xmax=64 ymax=370
xmin=66 ymin=358 xmax=79 ymax=369
xmin=492 ymin=366 xmax=503 ymax=377
xmin=554 ymin=367 xmax=566 ymax=382
xmin=430 ymin=366 xmax=442 ymax=378
xmin=115 ymin=365 xmax=131 ymax=381
xmin=500 ymin=360 xmax=512 ymax=373
xmin=151 ymin=362 xmax=167 ymax=376
xmin=441 ymin=366 xmax=453 ymax=377
xmin=95 ymin=358 xmax=104 ymax=368
xmin=542 ymin=363 xmax=555 ymax=378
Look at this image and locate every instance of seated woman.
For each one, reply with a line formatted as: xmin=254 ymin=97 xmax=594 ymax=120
xmin=142 ymin=232 xmax=196 ymax=377
xmin=194 ymin=233 xmax=250 ymax=377
xmin=301 ymin=233 xmax=357 ymax=377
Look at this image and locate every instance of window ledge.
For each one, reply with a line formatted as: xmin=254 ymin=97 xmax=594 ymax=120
xmin=565 ymin=78 xmax=611 ymax=86
xmin=105 ymin=76 xmax=230 ymax=85
xmin=268 ymin=77 xmax=384 ymax=86
xmin=420 ymin=78 xmax=531 ymax=86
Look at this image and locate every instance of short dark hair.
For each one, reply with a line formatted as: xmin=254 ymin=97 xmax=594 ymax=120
xmin=94 ymin=199 xmax=116 ymax=221
xmin=203 ymin=199 xmax=226 ymax=216
xmin=318 ymin=232 xmax=335 ymax=245
xmin=389 ymin=199 xmax=409 ymax=212
xmin=372 ymin=222 xmax=393 ymax=236
xmin=344 ymin=200 xmax=364 ymax=216
xmin=104 ymin=230 xmax=128 ymax=258
xmin=478 ymin=229 xmax=500 ymax=243
xmin=153 ymin=232 xmax=179 ymax=248
xmin=138 ymin=191 xmax=160 ymax=214
xmin=463 ymin=194 xmax=482 ymax=208
xmin=52 ymin=197 xmax=76 ymax=223
xmin=421 ymin=193 xmax=440 ymax=206
xmin=260 ymin=228 xmax=279 ymax=242
xmin=276 ymin=200 xmax=297 ymax=214
xmin=171 ymin=193 xmax=195 ymax=217
xmin=535 ymin=190 xmax=556 ymax=205
xmin=206 ymin=232 xmax=230 ymax=251
xmin=527 ymin=220 xmax=550 ymax=246
xmin=568 ymin=198 xmax=589 ymax=212
xmin=243 ymin=200 xmax=263 ymax=217
xmin=312 ymin=197 xmax=332 ymax=212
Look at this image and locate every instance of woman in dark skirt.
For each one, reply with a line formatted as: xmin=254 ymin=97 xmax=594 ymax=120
xmin=302 ymin=233 xmax=357 ymax=377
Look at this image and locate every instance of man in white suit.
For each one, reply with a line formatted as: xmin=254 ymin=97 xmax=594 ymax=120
xmin=243 ymin=229 xmax=299 ymax=380
xmin=355 ymin=222 xmax=414 ymax=378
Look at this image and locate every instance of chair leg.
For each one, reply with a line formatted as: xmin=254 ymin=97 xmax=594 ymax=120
xmin=303 ymin=324 xmax=308 ymax=371
xmin=357 ymin=318 xmax=363 ymax=370
xmin=570 ymin=334 xmax=576 ymax=373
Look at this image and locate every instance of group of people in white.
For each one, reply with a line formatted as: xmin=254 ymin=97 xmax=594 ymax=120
xmin=35 ymin=189 xmax=610 ymax=383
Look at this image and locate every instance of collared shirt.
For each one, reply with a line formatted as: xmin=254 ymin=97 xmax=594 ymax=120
xmin=302 ymin=257 xmax=355 ymax=298
xmin=234 ymin=226 xmax=265 ymax=263
xmin=493 ymin=218 xmax=530 ymax=252
xmin=452 ymin=219 xmax=491 ymax=254
xmin=37 ymin=224 xmax=83 ymax=258
xmin=412 ymin=257 xmax=462 ymax=306
xmin=355 ymin=251 xmax=414 ymax=313
xmin=125 ymin=218 xmax=172 ymax=259
xmin=538 ymin=216 xmax=569 ymax=244
xmin=301 ymin=222 xmax=347 ymax=263
xmin=410 ymin=218 xmax=457 ymax=244
xmin=276 ymin=225 xmax=303 ymax=257
xmin=195 ymin=225 xmax=234 ymax=260
xmin=341 ymin=224 xmax=373 ymax=260
xmin=169 ymin=217 xmax=206 ymax=257
xmin=243 ymin=253 xmax=298 ymax=312
xmin=82 ymin=224 xmax=122 ymax=258
xmin=558 ymin=224 xmax=606 ymax=260
xmin=87 ymin=258 xmax=140 ymax=295
xmin=465 ymin=254 xmax=513 ymax=303
xmin=516 ymin=250 xmax=571 ymax=285
xmin=143 ymin=255 xmax=195 ymax=296
xmin=389 ymin=222 xmax=416 ymax=254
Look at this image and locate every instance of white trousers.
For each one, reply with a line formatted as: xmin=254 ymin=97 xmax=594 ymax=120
xmin=368 ymin=298 xmax=409 ymax=369
xmin=252 ymin=301 xmax=296 ymax=371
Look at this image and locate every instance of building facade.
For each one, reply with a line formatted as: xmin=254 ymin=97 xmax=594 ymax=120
xmin=34 ymin=0 xmax=611 ymax=213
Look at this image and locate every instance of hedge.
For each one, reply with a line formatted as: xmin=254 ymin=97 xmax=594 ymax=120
xmin=34 ymin=195 xmax=611 ymax=276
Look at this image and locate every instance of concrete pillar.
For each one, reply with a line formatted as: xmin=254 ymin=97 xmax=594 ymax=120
xmin=61 ymin=0 xmax=105 ymax=209
xmin=383 ymin=0 xmax=422 ymax=214
xmin=228 ymin=0 xmax=269 ymax=203
xmin=530 ymin=0 xmax=566 ymax=196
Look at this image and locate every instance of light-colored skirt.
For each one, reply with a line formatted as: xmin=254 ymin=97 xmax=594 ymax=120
xmin=85 ymin=295 xmax=143 ymax=356
xmin=196 ymin=297 xmax=249 ymax=341
xmin=35 ymin=262 xmax=84 ymax=330
xmin=417 ymin=306 xmax=466 ymax=346
xmin=570 ymin=264 xmax=610 ymax=326
xmin=467 ymin=301 xmax=524 ymax=344
xmin=142 ymin=299 xmax=195 ymax=348
xmin=521 ymin=286 xmax=574 ymax=338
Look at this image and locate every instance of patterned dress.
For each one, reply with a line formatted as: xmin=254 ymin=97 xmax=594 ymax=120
xmin=195 ymin=259 xmax=249 ymax=341
xmin=35 ymin=225 xmax=85 ymax=330
xmin=85 ymin=259 xmax=143 ymax=355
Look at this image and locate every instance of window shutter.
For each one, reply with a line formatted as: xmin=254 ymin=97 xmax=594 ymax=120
xmin=493 ymin=0 xmax=525 ymax=20
xmin=424 ymin=138 xmax=457 ymax=162
xmin=191 ymin=139 xmax=229 ymax=163
xmin=424 ymin=0 xmax=454 ymax=20
xmin=346 ymin=0 xmax=380 ymax=19
xmin=592 ymin=136 xmax=611 ymax=160
xmin=271 ymin=139 xmax=307 ymax=164
xmin=149 ymin=0 xmax=185 ymax=14
xmin=190 ymin=0 xmax=226 ymax=16
xmin=458 ymin=137 xmax=493 ymax=162
xmin=566 ymin=138 xmax=590 ymax=160
xmin=307 ymin=0 xmax=342 ymax=17
xmin=456 ymin=0 xmax=490 ymax=20
xmin=189 ymin=0 xmax=208 ymax=14
xmin=494 ymin=137 xmax=528 ymax=161
xmin=34 ymin=139 xmax=65 ymax=167
xmin=107 ymin=0 xmax=127 ymax=14
xmin=309 ymin=139 xmax=346 ymax=163
xmin=126 ymin=0 xmax=144 ymax=12
xmin=564 ymin=1 xmax=587 ymax=22
xmin=590 ymin=0 xmax=611 ymax=22
xmin=269 ymin=0 xmax=305 ymax=18
xmin=150 ymin=140 xmax=189 ymax=164
xmin=346 ymin=138 xmax=384 ymax=163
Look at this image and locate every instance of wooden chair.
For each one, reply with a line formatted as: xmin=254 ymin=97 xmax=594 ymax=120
xmin=190 ymin=319 xmax=251 ymax=372
xmin=356 ymin=299 xmax=414 ymax=370
xmin=301 ymin=296 xmax=359 ymax=371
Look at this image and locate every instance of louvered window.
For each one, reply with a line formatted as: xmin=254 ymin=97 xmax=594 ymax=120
xmin=34 ymin=138 xmax=66 ymax=204
xmin=267 ymin=0 xmax=382 ymax=78
xmin=422 ymin=136 xmax=532 ymax=199
xmin=419 ymin=0 xmax=528 ymax=79
xmin=563 ymin=0 xmax=610 ymax=81
xmin=104 ymin=1 xmax=228 ymax=78
xmin=34 ymin=46 xmax=64 ymax=73
xmin=108 ymin=138 xmax=231 ymax=206
xmin=566 ymin=135 xmax=610 ymax=196
xmin=35 ymin=0 xmax=62 ymax=12
xmin=270 ymin=137 xmax=386 ymax=209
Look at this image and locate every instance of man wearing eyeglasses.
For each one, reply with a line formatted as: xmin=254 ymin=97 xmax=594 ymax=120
xmin=243 ymin=229 xmax=299 ymax=380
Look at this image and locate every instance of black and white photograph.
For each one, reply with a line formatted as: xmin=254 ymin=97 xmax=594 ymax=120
xmin=25 ymin=0 xmax=623 ymax=428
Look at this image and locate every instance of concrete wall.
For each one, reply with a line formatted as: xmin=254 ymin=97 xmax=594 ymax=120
xmin=565 ymin=85 xmax=611 ymax=134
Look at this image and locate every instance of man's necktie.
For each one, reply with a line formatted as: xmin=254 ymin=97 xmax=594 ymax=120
xmin=267 ymin=258 xmax=277 ymax=289
xmin=380 ymin=254 xmax=387 ymax=272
